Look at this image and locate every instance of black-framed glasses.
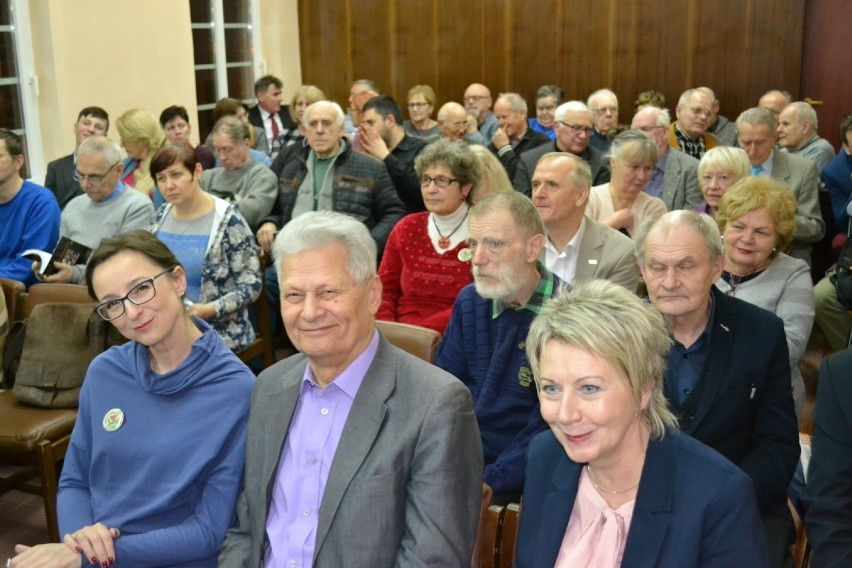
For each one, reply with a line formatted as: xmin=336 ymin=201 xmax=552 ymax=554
xmin=420 ymin=175 xmax=459 ymax=189
xmin=94 ymin=267 xmax=176 ymax=321
xmin=558 ymin=121 xmax=593 ymax=135
xmin=74 ymin=162 xmax=118 ymax=185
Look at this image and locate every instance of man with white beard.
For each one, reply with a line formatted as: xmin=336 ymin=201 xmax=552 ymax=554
xmin=435 ymin=191 xmax=560 ymax=505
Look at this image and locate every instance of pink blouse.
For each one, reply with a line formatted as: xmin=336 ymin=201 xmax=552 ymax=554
xmin=554 ymin=468 xmax=636 ymax=568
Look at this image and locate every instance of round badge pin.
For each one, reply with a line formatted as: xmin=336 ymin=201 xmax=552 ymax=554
xmin=102 ymin=408 xmax=125 ymax=432
xmin=457 ymin=248 xmax=472 ymax=262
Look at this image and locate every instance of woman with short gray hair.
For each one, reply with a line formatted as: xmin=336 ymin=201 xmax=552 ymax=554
xmin=376 ymin=139 xmax=480 ymax=333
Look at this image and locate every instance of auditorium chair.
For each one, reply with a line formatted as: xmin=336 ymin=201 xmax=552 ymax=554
xmin=0 ymin=282 xmax=95 ymax=541
xmin=375 ymin=320 xmax=442 ymax=363
xmin=237 ymin=249 xmax=274 ymax=370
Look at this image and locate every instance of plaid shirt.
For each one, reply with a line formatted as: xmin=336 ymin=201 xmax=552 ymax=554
xmin=492 ymin=261 xmax=555 ymax=318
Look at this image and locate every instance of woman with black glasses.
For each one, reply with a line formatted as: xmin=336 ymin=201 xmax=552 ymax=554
xmin=10 ymin=230 xmax=253 ymax=568
xmin=377 ymin=140 xmax=480 ymax=333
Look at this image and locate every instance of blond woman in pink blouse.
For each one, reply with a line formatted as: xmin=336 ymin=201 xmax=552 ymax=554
xmin=586 ymin=130 xmax=666 ymax=237
xmin=516 ymin=280 xmax=768 ymax=567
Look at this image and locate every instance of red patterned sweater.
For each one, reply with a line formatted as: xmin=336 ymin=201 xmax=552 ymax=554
xmin=377 ymin=212 xmax=473 ymax=333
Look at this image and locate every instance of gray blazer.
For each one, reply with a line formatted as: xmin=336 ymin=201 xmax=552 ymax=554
xmin=771 ymin=150 xmax=825 ymax=244
xmin=574 ymin=216 xmax=640 ymax=293
xmin=662 ymin=149 xmax=702 ymax=211
xmin=219 ymin=335 xmax=483 ymax=567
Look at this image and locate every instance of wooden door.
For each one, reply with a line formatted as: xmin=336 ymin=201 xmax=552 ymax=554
xmin=800 ymin=0 xmax=852 ymax=152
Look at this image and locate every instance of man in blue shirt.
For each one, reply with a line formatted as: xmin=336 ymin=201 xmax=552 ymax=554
xmin=636 ymin=210 xmax=799 ymax=567
xmin=0 ymin=129 xmax=60 ymax=287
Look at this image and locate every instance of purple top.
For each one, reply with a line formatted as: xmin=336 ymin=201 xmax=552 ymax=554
xmin=693 ymin=202 xmax=713 ymax=216
xmin=644 ymin=150 xmax=669 ymax=199
xmin=264 ymin=331 xmax=380 ymax=568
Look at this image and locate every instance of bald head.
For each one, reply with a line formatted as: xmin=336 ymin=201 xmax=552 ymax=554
xmin=631 ymin=106 xmax=670 ymax=156
xmin=438 ymin=102 xmax=468 ymax=141
xmin=759 ymin=90 xmax=792 ymax=119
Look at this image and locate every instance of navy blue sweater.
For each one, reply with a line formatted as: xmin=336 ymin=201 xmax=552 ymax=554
xmin=435 ymin=283 xmax=555 ymax=494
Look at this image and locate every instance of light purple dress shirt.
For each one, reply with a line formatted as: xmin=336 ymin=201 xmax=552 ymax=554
xmin=264 ymin=331 xmax=380 ymax=568
xmin=644 ymin=150 xmax=668 ymax=199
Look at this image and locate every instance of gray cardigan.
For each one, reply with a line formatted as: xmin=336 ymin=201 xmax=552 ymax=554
xmin=715 ymin=252 xmax=814 ymax=414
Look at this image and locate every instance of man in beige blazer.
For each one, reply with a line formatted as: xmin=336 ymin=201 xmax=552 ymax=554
xmin=531 ymin=151 xmax=639 ymax=292
xmin=219 ymin=211 xmax=483 ymax=567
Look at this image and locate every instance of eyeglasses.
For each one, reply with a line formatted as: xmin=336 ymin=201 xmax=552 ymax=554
xmin=420 ymin=175 xmax=459 ymax=189
xmin=688 ymin=107 xmax=713 ymax=118
xmin=408 ymin=102 xmax=430 ymax=108
xmin=464 ymin=95 xmax=490 ymax=102
xmin=558 ymin=121 xmax=593 ymax=135
xmin=593 ymin=106 xmax=618 ymax=115
xmin=94 ymin=267 xmax=175 ymax=321
xmin=75 ymin=162 xmax=118 ymax=185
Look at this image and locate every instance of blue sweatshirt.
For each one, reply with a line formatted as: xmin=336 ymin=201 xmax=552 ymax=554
xmin=58 ymin=319 xmax=254 ymax=567
xmin=0 ymin=180 xmax=60 ymax=287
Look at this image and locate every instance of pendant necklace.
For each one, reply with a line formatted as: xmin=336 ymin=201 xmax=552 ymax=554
xmin=433 ymin=211 xmax=468 ymax=249
xmin=586 ymin=465 xmax=639 ymax=495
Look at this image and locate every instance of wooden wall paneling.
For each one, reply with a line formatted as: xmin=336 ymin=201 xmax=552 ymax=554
xmin=690 ymin=0 xmax=752 ymax=122
xmin=389 ymin=0 xmax=440 ymax=107
xmin=553 ymin=1 xmax=613 ymax=102
xmin=511 ymin=0 xmax=564 ymax=104
xmin=479 ymin=0 xmax=511 ymax=97
xmin=430 ymin=0 xmax=488 ymax=108
xmin=614 ymin=0 xmax=693 ymax=118
xmin=801 ymin=0 xmax=852 ymax=151
xmin=297 ymin=0 xmax=808 ymax=138
xmin=348 ymin=0 xmax=393 ymax=96
xmin=298 ymin=0 xmax=352 ymax=107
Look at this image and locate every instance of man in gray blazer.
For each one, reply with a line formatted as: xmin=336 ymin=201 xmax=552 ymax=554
xmin=219 ymin=211 xmax=483 ymax=567
xmin=737 ymin=106 xmax=825 ymax=264
xmin=531 ymin=152 xmax=639 ymax=292
xmin=632 ymin=106 xmax=702 ymax=212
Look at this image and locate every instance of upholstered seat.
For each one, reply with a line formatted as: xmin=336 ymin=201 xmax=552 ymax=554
xmin=375 ymin=320 xmax=442 ymax=363
xmin=0 ymin=282 xmax=95 ymax=541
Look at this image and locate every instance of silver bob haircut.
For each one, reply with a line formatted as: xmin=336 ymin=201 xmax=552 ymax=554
xmin=526 ymin=279 xmax=678 ymax=439
xmin=273 ymin=211 xmax=377 ymax=284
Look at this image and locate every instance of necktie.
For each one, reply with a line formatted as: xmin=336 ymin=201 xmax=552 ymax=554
xmin=270 ymin=114 xmax=280 ymax=139
xmin=751 ymin=165 xmax=764 ymax=176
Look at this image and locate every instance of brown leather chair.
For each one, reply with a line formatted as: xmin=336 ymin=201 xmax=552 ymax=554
xmin=237 ymin=249 xmax=274 ymax=369
xmin=0 ymin=276 xmax=26 ymax=322
xmin=375 ymin=320 xmax=442 ymax=363
xmin=0 ymin=282 xmax=95 ymax=541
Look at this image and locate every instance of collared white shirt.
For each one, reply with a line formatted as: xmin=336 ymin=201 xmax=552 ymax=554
xmin=544 ymin=217 xmax=587 ymax=285
xmin=260 ymin=106 xmax=283 ymax=145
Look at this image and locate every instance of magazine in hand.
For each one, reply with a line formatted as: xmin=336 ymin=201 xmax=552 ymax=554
xmin=22 ymin=237 xmax=93 ymax=276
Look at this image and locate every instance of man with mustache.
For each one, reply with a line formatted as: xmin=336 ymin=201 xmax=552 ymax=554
xmin=435 ymin=191 xmax=560 ymax=504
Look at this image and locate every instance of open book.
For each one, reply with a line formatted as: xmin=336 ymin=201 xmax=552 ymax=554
xmin=22 ymin=237 xmax=92 ymax=276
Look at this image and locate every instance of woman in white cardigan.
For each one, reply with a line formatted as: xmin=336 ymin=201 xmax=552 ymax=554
xmin=715 ymin=176 xmax=814 ymax=416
